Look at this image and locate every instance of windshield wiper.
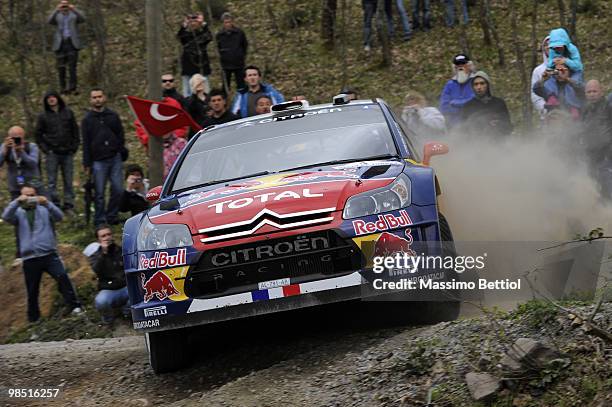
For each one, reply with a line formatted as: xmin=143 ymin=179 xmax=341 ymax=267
xmin=173 ymin=171 xmax=270 ymax=194
xmin=279 ymin=153 xmax=402 ymax=173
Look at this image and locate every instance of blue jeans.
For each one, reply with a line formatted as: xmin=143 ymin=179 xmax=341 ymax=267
xmin=410 ymin=0 xmax=431 ymax=29
xmin=445 ymin=0 xmax=469 ymax=26
xmin=92 ymin=153 xmax=123 ymax=226
xmin=46 ymin=152 xmax=75 ymax=209
xmin=395 ymin=0 xmax=412 ymax=38
xmin=23 ymin=253 xmax=80 ymax=322
xmin=95 ymin=287 xmax=129 ymax=322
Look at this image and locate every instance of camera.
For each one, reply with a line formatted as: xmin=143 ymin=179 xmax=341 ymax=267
xmin=188 ymin=14 xmax=198 ymax=19
xmin=552 ymin=69 xmax=560 ymax=76
xmin=13 ymin=137 xmax=22 ymax=146
xmin=27 ymin=197 xmax=38 ymax=205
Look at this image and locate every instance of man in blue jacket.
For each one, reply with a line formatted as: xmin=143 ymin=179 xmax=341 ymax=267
xmin=439 ymin=54 xmax=476 ymax=129
xmin=2 ymin=183 xmax=81 ymax=322
xmin=231 ymin=65 xmax=284 ymax=118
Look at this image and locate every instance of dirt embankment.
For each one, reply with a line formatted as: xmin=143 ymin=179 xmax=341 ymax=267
xmin=0 ymin=302 xmax=610 ymax=407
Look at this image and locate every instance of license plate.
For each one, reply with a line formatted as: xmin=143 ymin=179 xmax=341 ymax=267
xmin=258 ymin=278 xmax=290 ymax=290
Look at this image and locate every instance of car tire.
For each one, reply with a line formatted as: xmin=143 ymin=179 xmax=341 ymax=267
xmin=145 ymin=328 xmax=191 ymax=374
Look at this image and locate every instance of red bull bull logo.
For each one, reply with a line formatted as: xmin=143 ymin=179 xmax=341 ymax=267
xmin=139 ymin=248 xmax=187 ymax=270
xmin=352 ymin=210 xmax=413 ymax=236
xmin=141 ymin=271 xmax=180 ymax=303
xmin=373 ymin=231 xmax=416 ymax=257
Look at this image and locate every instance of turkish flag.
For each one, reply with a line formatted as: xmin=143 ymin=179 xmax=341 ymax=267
xmin=126 ymin=95 xmax=202 ymax=137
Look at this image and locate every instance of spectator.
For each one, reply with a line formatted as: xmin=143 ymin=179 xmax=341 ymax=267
xmin=186 ymin=74 xmax=210 ymax=130
xmin=35 ymin=91 xmax=79 ymax=213
xmin=547 ymin=28 xmax=582 ymax=73
xmin=439 ymin=53 xmax=475 ymax=129
xmin=461 ymin=71 xmax=513 ymax=136
xmin=255 ymin=95 xmax=272 ymax=115
xmin=87 ymin=225 xmax=129 ymax=325
xmin=201 ymin=89 xmax=239 ymax=127
xmin=411 ymin=0 xmax=431 ymax=32
xmin=533 ymin=62 xmax=584 ymax=120
xmin=48 ymin=1 xmax=85 ymax=95
xmin=231 ymin=65 xmax=284 ymax=118
xmin=445 ymin=0 xmax=468 ymax=27
xmin=401 ymin=90 xmax=446 ymax=140
xmin=340 ymin=86 xmax=358 ymax=101
xmin=2 ymin=183 xmax=82 ymax=322
xmin=177 ymin=12 xmax=212 ymax=97
xmin=581 ymin=80 xmax=612 ymax=199
xmin=161 ymin=73 xmax=185 ymax=108
xmin=163 ymin=131 xmax=188 ymax=180
xmin=393 ymin=0 xmax=412 ymax=41
xmin=216 ymin=12 xmax=248 ymax=93
xmin=82 ymin=88 xmax=126 ymax=226
xmin=0 ymin=126 xmax=41 ymax=199
xmin=531 ymin=36 xmax=550 ymax=120
xmin=119 ymin=164 xmax=148 ymax=217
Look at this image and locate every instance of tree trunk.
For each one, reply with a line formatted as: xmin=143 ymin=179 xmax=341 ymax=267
xmin=478 ymin=0 xmax=492 ymax=46
xmin=509 ymin=0 xmax=531 ymax=131
xmin=557 ymin=0 xmax=566 ymax=28
xmin=376 ymin=0 xmax=391 ymax=67
xmin=340 ymin=0 xmax=347 ymax=87
xmin=484 ymin=0 xmax=504 ymax=67
xmin=456 ymin=0 xmax=470 ymax=55
xmin=321 ymin=0 xmax=337 ymax=50
xmin=146 ymin=0 xmax=163 ymax=187
xmin=85 ymin=0 xmax=110 ymax=94
xmin=530 ymin=0 xmax=539 ymax=73
xmin=569 ymin=0 xmax=578 ymax=44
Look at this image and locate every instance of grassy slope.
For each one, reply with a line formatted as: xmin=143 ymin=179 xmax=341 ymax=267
xmin=0 ymin=0 xmax=610 ymax=264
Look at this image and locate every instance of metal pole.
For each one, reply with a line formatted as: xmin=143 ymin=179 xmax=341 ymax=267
xmin=146 ymin=0 xmax=163 ymax=187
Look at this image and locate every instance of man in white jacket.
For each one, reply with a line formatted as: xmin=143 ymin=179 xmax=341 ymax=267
xmin=401 ymin=90 xmax=447 ymax=146
xmin=531 ymin=36 xmax=550 ymax=120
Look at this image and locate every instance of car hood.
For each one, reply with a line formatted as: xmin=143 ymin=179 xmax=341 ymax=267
xmin=148 ymin=160 xmax=405 ymax=236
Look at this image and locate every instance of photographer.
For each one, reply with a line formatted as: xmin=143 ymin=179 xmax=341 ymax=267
xmin=2 ymin=183 xmax=82 ymax=322
xmin=177 ymin=12 xmax=212 ymax=97
xmin=48 ymin=1 xmax=85 ymax=94
xmin=0 ymin=126 xmax=41 ymax=200
xmin=401 ymin=90 xmax=446 ymax=143
xmin=119 ymin=164 xmax=148 ymax=217
xmin=87 ymin=225 xmax=129 ymax=325
xmin=533 ymin=62 xmax=585 ymax=121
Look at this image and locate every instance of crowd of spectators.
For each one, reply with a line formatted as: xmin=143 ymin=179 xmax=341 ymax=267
xmin=1 ymin=2 xmax=610 ymax=327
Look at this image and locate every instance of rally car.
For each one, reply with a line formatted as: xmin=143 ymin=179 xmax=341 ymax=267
xmin=123 ymin=96 xmax=457 ymax=373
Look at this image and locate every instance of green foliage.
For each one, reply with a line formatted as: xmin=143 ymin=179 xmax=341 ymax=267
xmin=512 ymin=299 xmax=559 ymax=328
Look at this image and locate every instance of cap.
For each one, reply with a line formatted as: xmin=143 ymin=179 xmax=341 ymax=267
xmin=453 ymin=54 xmax=470 ymax=65
xmin=221 ymin=12 xmax=233 ymax=21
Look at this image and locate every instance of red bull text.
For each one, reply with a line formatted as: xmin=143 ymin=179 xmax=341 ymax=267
xmin=352 ymin=210 xmax=413 ymax=236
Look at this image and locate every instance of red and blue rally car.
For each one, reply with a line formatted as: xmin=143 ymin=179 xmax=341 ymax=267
xmin=122 ymin=97 xmax=456 ymax=373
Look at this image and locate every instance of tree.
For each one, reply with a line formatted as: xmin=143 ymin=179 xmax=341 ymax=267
xmin=321 ymin=0 xmax=337 ymax=50
xmin=509 ymin=0 xmax=532 ymax=130
xmin=376 ymin=0 xmax=391 ymax=67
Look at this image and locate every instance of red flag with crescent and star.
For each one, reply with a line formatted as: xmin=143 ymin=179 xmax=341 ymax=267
xmin=126 ymin=95 xmax=202 ymax=137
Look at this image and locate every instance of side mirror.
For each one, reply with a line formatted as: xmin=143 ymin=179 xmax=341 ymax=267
xmin=146 ymin=186 xmax=162 ymax=202
xmin=422 ymin=142 xmax=449 ymax=166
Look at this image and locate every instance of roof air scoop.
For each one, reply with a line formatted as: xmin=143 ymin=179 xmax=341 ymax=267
xmin=271 ymin=100 xmax=310 ymax=113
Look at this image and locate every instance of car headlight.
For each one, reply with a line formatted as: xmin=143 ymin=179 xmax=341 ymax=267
xmin=343 ymin=174 xmax=411 ymax=219
xmin=137 ymin=216 xmax=193 ymax=251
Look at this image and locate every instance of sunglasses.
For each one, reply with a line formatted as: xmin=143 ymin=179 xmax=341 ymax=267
xmin=161 ymin=79 xmax=174 ymax=83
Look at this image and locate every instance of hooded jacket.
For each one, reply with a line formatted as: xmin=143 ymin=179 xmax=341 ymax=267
xmin=81 ymin=108 xmax=125 ymax=167
xmin=439 ymin=68 xmax=475 ymax=128
xmin=547 ymin=28 xmax=582 ymax=72
xmin=533 ymin=70 xmax=585 ymax=118
xmin=216 ymin=26 xmax=249 ymax=70
xmin=35 ymin=91 xmax=80 ymax=155
xmin=461 ymin=71 xmax=513 ymax=136
xmin=231 ymin=83 xmax=285 ymax=118
xmin=531 ymin=36 xmax=550 ymax=117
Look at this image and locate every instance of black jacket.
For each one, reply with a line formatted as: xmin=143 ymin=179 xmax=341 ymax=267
xmin=35 ymin=91 xmax=79 ymax=154
xmin=119 ymin=190 xmax=148 ymax=216
xmin=163 ymin=88 xmax=186 ymax=109
xmin=216 ymin=27 xmax=248 ymax=70
xmin=81 ymin=108 xmax=125 ymax=167
xmin=186 ymin=94 xmax=210 ymax=128
xmin=88 ymin=243 xmax=126 ymax=291
xmin=177 ymin=25 xmax=213 ymax=76
xmin=462 ymin=96 xmax=513 ymax=136
xmin=201 ymin=110 xmax=239 ymax=127
xmin=582 ymin=98 xmax=612 ymax=163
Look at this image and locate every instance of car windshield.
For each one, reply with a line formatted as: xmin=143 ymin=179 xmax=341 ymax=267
xmin=170 ymin=105 xmax=399 ymax=193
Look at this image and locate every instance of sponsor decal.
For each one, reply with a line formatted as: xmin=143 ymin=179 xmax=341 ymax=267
xmin=333 ymin=161 xmax=403 ymax=169
xmin=280 ymin=170 xmax=359 ymax=182
xmin=133 ymin=319 xmax=160 ymax=329
xmin=139 ymin=248 xmax=187 ymax=270
xmin=208 ymin=188 xmax=323 ymax=214
xmin=235 ymin=108 xmax=343 ymax=129
xmin=144 ymin=305 xmax=167 ymax=317
xmin=258 ymin=278 xmax=291 ymax=290
xmin=141 ymin=271 xmax=180 ymax=302
xmin=373 ymin=231 xmax=416 ymax=257
xmin=352 ymin=210 xmax=413 ymax=236
xmin=211 ymin=235 xmax=330 ymax=266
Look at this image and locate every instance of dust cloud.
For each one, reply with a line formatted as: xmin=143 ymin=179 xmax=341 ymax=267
xmin=429 ymin=128 xmax=612 ymax=242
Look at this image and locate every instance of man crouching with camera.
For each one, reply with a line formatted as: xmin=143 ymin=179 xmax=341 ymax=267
xmin=2 ymin=183 xmax=82 ymax=322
